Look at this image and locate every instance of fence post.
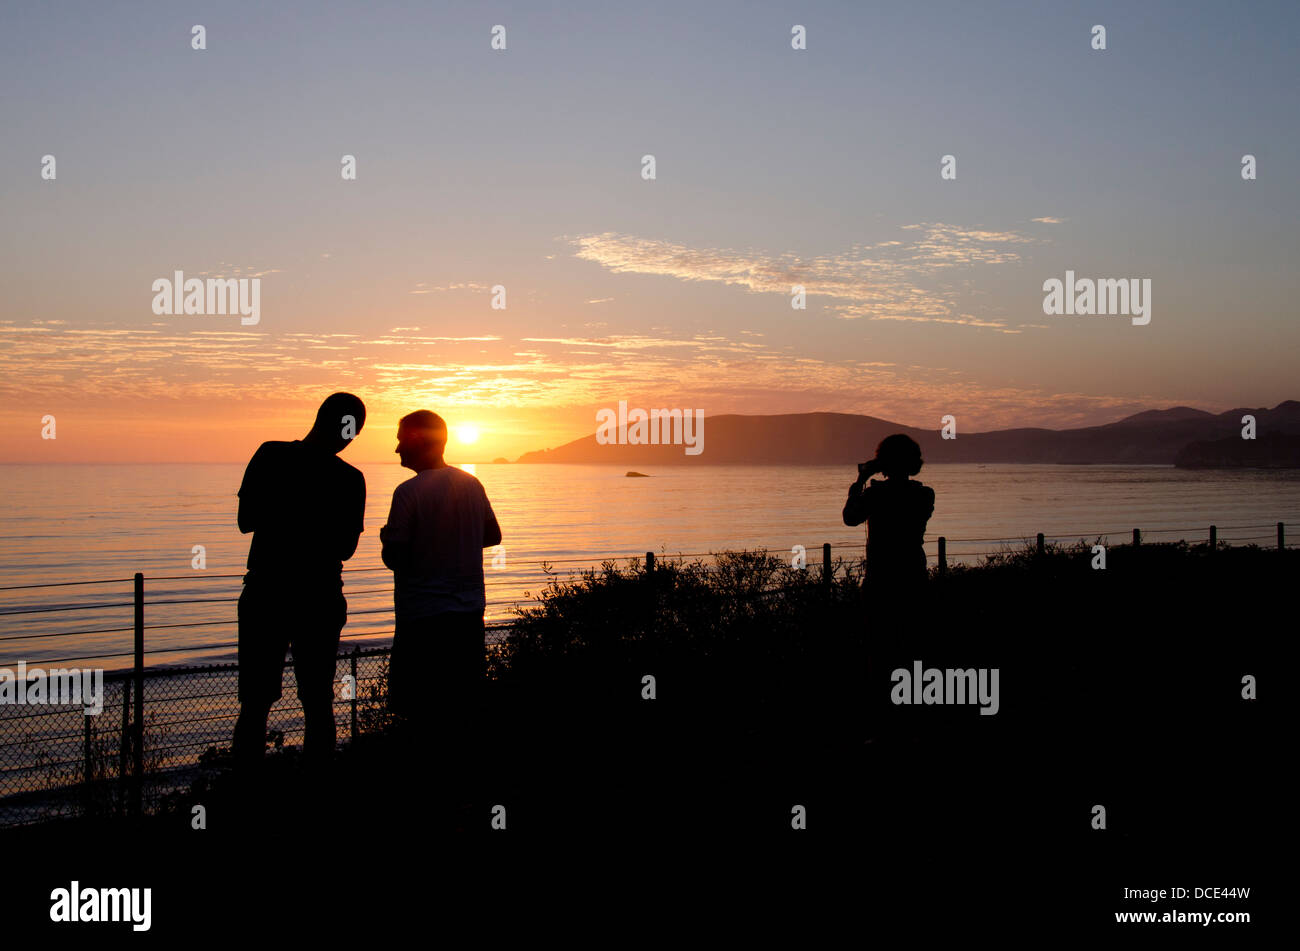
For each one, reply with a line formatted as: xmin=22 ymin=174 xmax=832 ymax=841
xmin=119 ymin=677 xmax=130 ymax=812
xmin=1209 ymin=525 xmax=1217 ymax=554
xmin=83 ymin=713 xmax=93 ymax=815
xmin=937 ymin=537 xmax=946 ymax=576
xmin=822 ymin=543 xmax=832 ymax=589
xmin=1133 ymin=528 xmax=1141 ymax=548
xmin=644 ymin=552 xmax=655 ymax=640
xmin=132 ymin=572 xmax=144 ymax=816
xmin=1036 ymin=533 xmax=1045 ymax=557
xmin=350 ymin=646 xmax=359 ymax=743
xmin=1279 ymin=522 xmax=1285 ymax=551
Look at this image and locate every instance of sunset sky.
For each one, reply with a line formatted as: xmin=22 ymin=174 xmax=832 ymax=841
xmin=1 ymin=0 xmax=1296 ymax=464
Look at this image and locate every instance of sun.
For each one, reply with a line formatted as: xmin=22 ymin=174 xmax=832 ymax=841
xmin=454 ymin=423 xmax=480 ymax=444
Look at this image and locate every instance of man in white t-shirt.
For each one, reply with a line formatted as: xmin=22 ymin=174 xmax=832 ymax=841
xmin=380 ymin=410 xmax=501 ymax=786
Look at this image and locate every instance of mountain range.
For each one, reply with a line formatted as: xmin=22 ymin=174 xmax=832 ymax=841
xmin=513 ymin=401 xmax=1300 ymax=466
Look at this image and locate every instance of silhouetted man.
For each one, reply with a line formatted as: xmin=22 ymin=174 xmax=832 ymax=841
xmin=381 ymin=411 xmax=501 ymax=801
xmin=233 ymin=393 xmax=367 ymax=768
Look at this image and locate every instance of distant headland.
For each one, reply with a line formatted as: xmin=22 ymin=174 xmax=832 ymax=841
xmin=513 ymin=401 xmax=1300 ymax=467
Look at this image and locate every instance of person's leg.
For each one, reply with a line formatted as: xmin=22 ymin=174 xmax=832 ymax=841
xmin=447 ymin=612 xmax=484 ymax=817
xmin=875 ymin=573 xmax=924 ymax=742
xmin=232 ymin=699 xmax=275 ymax=763
xmin=389 ymin=619 xmax=437 ymax=729
xmin=292 ymin=590 xmax=346 ymax=765
xmin=233 ymin=582 xmax=290 ymax=766
xmin=859 ymin=576 xmax=884 ymax=739
xmin=389 ymin=618 xmax=439 ymax=818
xmin=863 ymin=574 xmax=906 ymax=741
xmin=422 ymin=617 xmax=459 ymax=774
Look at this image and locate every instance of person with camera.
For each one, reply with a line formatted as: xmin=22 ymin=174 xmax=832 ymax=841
xmin=843 ymin=433 xmax=935 ymax=739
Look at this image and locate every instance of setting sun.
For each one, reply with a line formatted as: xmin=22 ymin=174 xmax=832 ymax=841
xmin=455 ymin=424 xmax=480 ymax=444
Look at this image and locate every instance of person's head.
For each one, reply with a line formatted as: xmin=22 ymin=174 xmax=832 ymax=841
xmin=874 ymin=433 xmax=923 ymax=479
xmin=305 ymin=392 xmax=366 ymax=454
xmin=396 ymin=410 xmax=448 ymax=471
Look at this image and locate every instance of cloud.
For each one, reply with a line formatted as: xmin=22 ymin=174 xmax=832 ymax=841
xmin=0 ymin=321 xmax=1195 ymax=437
xmin=1031 ymin=217 xmax=1065 ymax=224
xmin=195 ymin=264 xmax=282 ymax=278
xmin=571 ymin=223 xmax=1037 ymax=332
xmin=410 ymin=281 xmax=490 ymax=295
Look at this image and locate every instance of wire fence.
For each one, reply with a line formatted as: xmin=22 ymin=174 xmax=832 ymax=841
xmin=0 ymin=520 xmax=1290 ymax=827
xmin=0 ymin=646 xmax=393 ymax=826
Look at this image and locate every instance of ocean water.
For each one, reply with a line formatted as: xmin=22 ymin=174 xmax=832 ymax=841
xmin=1 ymin=462 xmax=1297 ymax=670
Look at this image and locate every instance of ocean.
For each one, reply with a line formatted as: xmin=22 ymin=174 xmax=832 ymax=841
xmin=2 ymin=462 xmax=1297 ymax=670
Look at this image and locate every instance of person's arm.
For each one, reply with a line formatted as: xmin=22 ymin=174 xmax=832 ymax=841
xmin=236 ymin=444 xmax=269 ymax=535
xmin=842 ymin=482 xmax=869 ymax=527
xmin=336 ymin=471 xmax=366 ymax=563
xmin=482 ymin=486 xmax=502 ymax=548
xmin=380 ymin=486 xmax=413 ymax=573
xmin=842 ymin=464 xmax=877 ymax=527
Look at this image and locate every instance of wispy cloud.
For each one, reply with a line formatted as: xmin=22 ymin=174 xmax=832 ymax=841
xmin=1031 ymin=217 xmax=1065 ymax=224
xmin=195 ymin=263 xmax=282 ymax=278
xmin=571 ymin=223 xmax=1037 ymax=332
xmin=410 ymin=281 xmax=490 ymax=295
xmin=0 ymin=321 xmax=1195 ymax=439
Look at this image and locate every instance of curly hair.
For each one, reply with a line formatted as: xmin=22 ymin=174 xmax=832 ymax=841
xmin=874 ymin=433 xmax=924 ymax=477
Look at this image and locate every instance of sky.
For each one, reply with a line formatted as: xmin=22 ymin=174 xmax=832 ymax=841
xmin=1 ymin=0 xmax=1297 ymax=463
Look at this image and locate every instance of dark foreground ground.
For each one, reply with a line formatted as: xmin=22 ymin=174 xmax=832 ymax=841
xmin=8 ymin=544 xmax=1284 ymax=938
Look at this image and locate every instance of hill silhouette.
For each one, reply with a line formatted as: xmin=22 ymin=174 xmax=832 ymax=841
xmin=514 ymin=401 xmax=1300 ymax=465
xmin=1174 ymin=432 xmax=1300 ymax=468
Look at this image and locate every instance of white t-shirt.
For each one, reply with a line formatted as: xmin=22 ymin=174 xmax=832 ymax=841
xmin=380 ymin=466 xmax=499 ymax=619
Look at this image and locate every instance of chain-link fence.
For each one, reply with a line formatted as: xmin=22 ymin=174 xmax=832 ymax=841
xmin=0 ymin=646 xmax=393 ymax=827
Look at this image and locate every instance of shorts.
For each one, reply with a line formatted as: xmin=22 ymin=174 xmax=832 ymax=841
xmin=237 ymin=579 xmax=347 ymax=707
